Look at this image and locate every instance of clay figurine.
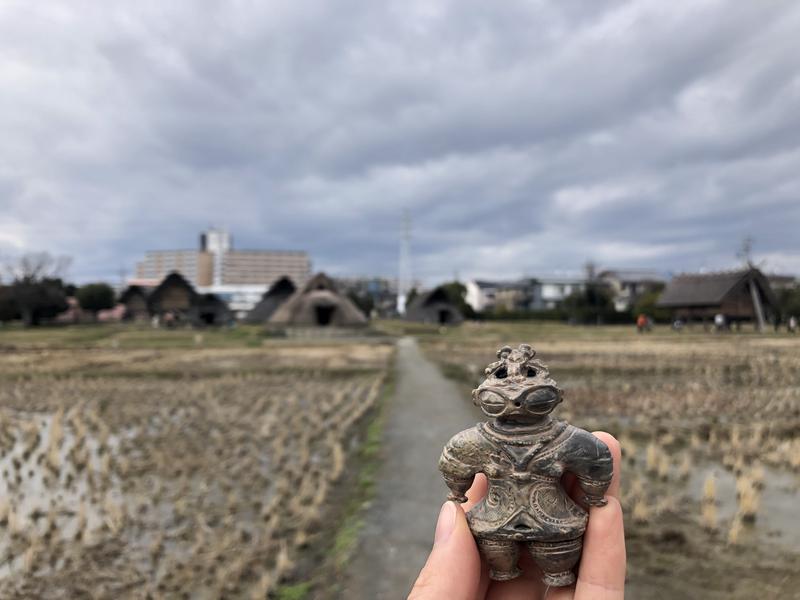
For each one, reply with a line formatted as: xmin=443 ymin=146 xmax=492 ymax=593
xmin=439 ymin=343 xmax=612 ymax=586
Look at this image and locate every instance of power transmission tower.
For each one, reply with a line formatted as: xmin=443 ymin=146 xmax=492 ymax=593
xmin=396 ymin=211 xmax=412 ymax=315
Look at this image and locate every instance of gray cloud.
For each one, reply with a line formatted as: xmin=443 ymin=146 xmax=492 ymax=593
xmin=1 ymin=0 xmax=799 ymax=284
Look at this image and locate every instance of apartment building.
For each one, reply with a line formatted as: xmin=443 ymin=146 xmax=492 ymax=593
xmin=133 ymin=228 xmax=310 ymax=316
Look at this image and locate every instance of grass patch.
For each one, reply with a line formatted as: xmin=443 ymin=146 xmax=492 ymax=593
xmin=275 ymin=582 xmax=312 ymax=600
xmin=329 ymin=375 xmax=393 ymax=570
xmin=287 ymin=370 xmax=394 ymax=600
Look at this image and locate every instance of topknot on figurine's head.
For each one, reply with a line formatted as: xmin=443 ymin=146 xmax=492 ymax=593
xmin=473 ymin=344 xmax=562 ymax=422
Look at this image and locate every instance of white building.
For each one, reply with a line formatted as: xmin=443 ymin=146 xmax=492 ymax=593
xmin=598 ymin=269 xmax=666 ymax=312
xmin=465 ymin=280 xmax=498 ymax=312
xmin=465 ymin=279 xmax=542 ymax=313
xmin=536 ymin=277 xmax=586 ymax=309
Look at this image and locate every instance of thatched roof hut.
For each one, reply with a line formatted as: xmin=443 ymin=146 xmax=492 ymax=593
xmin=657 ymin=267 xmax=777 ymax=324
xmin=118 ymin=285 xmax=152 ymax=321
xmin=245 ymin=277 xmax=296 ymax=324
xmin=269 ymin=273 xmax=367 ymax=327
xmin=147 ymin=272 xmax=198 ymax=317
xmin=405 ymin=287 xmax=463 ymax=325
xmin=197 ymin=293 xmax=232 ymax=326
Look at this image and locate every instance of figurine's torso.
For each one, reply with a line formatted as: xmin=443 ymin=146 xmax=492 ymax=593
xmin=441 ymin=418 xmax=610 ymax=542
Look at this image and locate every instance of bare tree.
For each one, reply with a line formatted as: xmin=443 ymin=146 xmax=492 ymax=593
xmin=0 ymin=252 xmax=72 ymax=326
xmin=2 ymin=251 xmax=71 ymax=283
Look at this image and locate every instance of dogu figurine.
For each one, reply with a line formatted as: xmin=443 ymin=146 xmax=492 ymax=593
xmin=439 ymin=344 xmax=612 ymax=586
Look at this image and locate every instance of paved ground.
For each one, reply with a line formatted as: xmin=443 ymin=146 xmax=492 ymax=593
xmin=342 ymin=337 xmax=481 ymax=599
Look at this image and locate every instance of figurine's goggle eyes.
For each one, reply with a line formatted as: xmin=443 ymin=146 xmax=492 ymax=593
xmin=479 ymin=391 xmax=505 ymax=415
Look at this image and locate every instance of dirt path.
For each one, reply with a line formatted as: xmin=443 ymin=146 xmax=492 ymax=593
xmin=342 ymin=336 xmax=480 ymax=599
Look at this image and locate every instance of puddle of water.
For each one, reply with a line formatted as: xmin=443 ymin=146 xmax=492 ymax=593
xmin=687 ymin=462 xmax=800 ymax=551
xmin=0 ymin=408 xmax=124 ymax=578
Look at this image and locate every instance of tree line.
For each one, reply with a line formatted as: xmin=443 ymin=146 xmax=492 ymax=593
xmin=0 ymin=252 xmax=115 ymax=326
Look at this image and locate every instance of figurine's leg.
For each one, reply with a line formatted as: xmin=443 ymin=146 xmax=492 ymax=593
xmin=527 ymin=538 xmax=582 ymax=587
xmin=476 ymin=538 xmax=521 ymax=581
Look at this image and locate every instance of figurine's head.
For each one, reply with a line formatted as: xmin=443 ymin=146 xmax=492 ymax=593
xmin=472 ymin=344 xmax=562 ymax=423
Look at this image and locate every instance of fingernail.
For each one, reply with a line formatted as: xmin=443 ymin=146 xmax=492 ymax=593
xmin=434 ymin=501 xmax=457 ymax=545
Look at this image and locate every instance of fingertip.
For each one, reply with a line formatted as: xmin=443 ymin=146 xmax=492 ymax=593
xmin=576 ymin=496 xmax=626 ymax=595
xmin=592 ymin=431 xmax=622 ymax=499
xmin=463 ymin=473 xmax=488 ymax=511
xmin=588 ymin=495 xmax=624 ymax=533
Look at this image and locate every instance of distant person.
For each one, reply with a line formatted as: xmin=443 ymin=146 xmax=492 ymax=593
xmin=636 ymin=313 xmax=648 ymax=333
xmin=789 ymin=315 xmax=798 ymax=334
xmin=672 ymin=318 xmax=684 ymax=332
xmin=714 ymin=313 xmax=726 ymax=332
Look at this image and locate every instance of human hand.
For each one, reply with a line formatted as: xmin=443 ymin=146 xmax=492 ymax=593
xmin=408 ymin=432 xmax=624 ymax=600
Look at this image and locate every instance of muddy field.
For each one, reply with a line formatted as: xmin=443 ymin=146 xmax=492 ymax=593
xmin=419 ymin=322 xmax=800 ymax=599
xmin=1 ymin=322 xmax=798 ymax=599
xmin=0 ymin=327 xmax=393 ymax=599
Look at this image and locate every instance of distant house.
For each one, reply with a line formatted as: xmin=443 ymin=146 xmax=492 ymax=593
xmin=336 ymin=276 xmax=401 ymax=318
xmin=97 ymin=304 xmax=127 ymax=323
xmin=54 ymin=297 xmax=89 ymax=324
xmin=245 ymin=277 xmax=297 ymax=324
xmin=537 ymin=277 xmax=586 ymax=310
xmin=465 ymin=280 xmax=498 ymax=312
xmin=146 ymin=272 xmax=231 ymax=326
xmin=118 ymin=285 xmax=152 ymax=322
xmin=598 ymin=269 xmax=666 ymax=312
xmin=767 ymin=273 xmax=799 ymax=292
xmin=405 ymin=286 xmax=464 ymax=325
xmin=269 ymin=272 xmax=368 ymax=327
xmin=147 ymin=272 xmax=197 ymax=320
xmin=465 ymin=279 xmax=539 ymax=313
xmin=197 ymin=293 xmax=232 ymax=326
xmin=657 ymin=267 xmax=777 ymax=326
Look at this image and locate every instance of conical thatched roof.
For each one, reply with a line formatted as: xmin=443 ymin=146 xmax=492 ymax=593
xmin=405 ymin=286 xmax=463 ymax=324
xmin=119 ymin=285 xmax=152 ymax=304
xmin=268 ymin=273 xmax=368 ymax=327
xmin=245 ymin=277 xmax=296 ymax=323
xmin=147 ymin=272 xmax=198 ymax=313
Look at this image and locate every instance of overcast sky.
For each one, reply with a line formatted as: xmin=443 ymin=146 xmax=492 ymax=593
xmin=1 ymin=0 xmax=799 ymax=285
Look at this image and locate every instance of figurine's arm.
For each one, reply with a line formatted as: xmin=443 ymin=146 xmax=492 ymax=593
xmin=438 ymin=428 xmax=482 ymax=503
xmin=563 ymin=430 xmax=613 ymax=507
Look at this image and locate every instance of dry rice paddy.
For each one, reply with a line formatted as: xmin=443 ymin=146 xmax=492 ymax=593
xmin=0 ymin=328 xmax=392 ymax=599
xmin=420 ymin=322 xmax=800 ymax=599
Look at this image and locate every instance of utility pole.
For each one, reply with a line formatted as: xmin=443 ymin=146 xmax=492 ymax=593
xmin=117 ymin=266 xmax=129 ymax=292
xmin=737 ymin=236 xmax=766 ymax=331
xmin=737 ymin=236 xmax=754 ymax=267
xmin=396 ymin=210 xmax=411 ymax=315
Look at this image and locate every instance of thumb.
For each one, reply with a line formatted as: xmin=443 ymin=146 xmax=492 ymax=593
xmin=408 ymin=502 xmax=482 ymax=600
